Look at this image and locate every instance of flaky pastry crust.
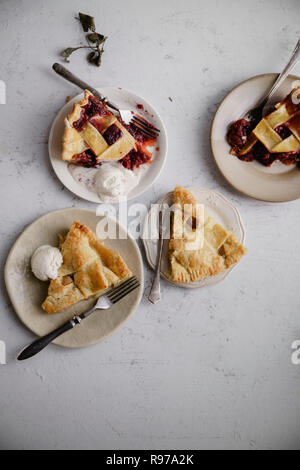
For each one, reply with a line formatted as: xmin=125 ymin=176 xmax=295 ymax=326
xmin=168 ymin=186 xmax=247 ymax=283
xmin=42 ymin=222 xmax=132 ymax=313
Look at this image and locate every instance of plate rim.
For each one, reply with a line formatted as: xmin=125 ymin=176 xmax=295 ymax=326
xmin=210 ymin=72 xmax=300 ymax=203
xmin=48 ymin=87 xmax=168 ymax=204
xmin=142 ymin=187 xmax=246 ymax=289
xmin=4 ymin=207 xmax=144 ymax=349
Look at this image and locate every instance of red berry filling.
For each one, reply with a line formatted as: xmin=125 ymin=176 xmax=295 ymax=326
xmin=120 ymin=149 xmax=152 ymax=170
xmin=72 ymin=96 xmax=158 ymax=171
xmin=73 ymin=96 xmax=110 ymax=132
xmin=227 ymin=117 xmax=300 ymax=167
xmin=72 ymin=149 xmax=101 ymax=168
xmin=102 ymin=124 xmax=123 ymax=145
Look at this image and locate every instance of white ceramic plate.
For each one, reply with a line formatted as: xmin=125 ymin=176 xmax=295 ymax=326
xmin=49 ymin=87 xmax=168 ymax=203
xmin=142 ymin=187 xmax=246 ymax=289
xmin=211 ymin=73 xmax=300 ymax=202
xmin=4 ymin=208 xmax=144 ymax=349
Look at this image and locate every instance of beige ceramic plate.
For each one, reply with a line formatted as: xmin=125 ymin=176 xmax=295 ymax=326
xmin=211 ymin=73 xmax=300 ymax=202
xmin=142 ymin=187 xmax=246 ymax=288
xmin=4 ymin=208 xmax=144 ymax=348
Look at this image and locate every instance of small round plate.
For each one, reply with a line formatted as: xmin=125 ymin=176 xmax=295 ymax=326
xmin=211 ymin=73 xmax=300 ymax=202
xmin=142 ymin=187 xmax=246 ymax=289
xmin=4 ymin=208 xmax=144 ymax=349
xmin=49 ymin=88 xmax=168 ymax=203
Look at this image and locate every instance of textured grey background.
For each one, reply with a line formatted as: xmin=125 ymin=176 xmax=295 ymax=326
xmin=1 ymin=0 xmax=300 ymax=450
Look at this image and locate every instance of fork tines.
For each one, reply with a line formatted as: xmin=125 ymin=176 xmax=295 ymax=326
xmin=107 ymin=276 xmax=140 ymax=304
xmin=131 ymin=115 xmax=160 ymax=139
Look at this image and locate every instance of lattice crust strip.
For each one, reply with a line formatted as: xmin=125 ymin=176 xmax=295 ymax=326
xmin=240 ymin=87 xmax=300 ymax=155
xmin=62 ymin=90 xmax=137 ymax=162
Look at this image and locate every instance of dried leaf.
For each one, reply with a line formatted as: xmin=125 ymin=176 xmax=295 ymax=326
xmin=79 ymin=12 xmax=95 ymax=32
xmin=61 ymin=47 xmax=80 ymax=61
xmin=86 ymin=33 xmax=106 ymax=44
xmin=87 ymin=50 xmax=102 ymax=67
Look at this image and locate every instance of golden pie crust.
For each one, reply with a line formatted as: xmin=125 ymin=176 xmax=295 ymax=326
xmin=62 ymin=90 xmax=136 ymax=163
xmin=240 ymin=86 xmax=300 ymax=155
xmin=168 ymin=186 xmax=247 ymax=283
xmin=42 ymin=222 xmax=132 ymax=313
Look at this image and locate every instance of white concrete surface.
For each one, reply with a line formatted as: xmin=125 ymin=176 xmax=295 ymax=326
xmin=1 ymin=0 xmax=300 ymax=450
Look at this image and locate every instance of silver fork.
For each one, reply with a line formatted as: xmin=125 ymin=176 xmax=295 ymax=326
xmin=17 ymin=276 xmax=140 ymax=361
xmin=52 ymin=63 xmax=160 ymax=140
xmin=243 ymin=39 xmax=300 ymax=123
xmin=148 ymin=210 xmax=164 ymax=304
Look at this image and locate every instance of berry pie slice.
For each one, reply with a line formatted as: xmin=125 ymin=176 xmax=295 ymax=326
xmin=228 ymin=86 xmax=300 ymax=166
xmin=168 ymin=186 xmax=247 ymax=283
xmin=42 ymin=222 xmax=132 ymax=313
xmin=62 ymin=90 xmax=137 ymax=166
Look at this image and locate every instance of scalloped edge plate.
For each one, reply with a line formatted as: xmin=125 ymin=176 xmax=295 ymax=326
xmin=142 ymin=187 xmax=246 ymax=289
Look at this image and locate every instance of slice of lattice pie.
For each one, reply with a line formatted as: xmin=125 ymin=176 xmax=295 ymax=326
xmin=62 ymin=90 xmax=137 ymax=166
xmin=240 ymin=87 xmax=300 ymax=155
xmin=168 ymin=186 xmax=247 ymax=283
xmin=42 ymin=222 xmax=132 ymax=313
xmin=228 ymin=86 xmax=300 ymax=166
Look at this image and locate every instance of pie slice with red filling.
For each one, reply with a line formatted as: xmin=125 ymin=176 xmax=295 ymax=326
xmin=227 ymin=86 xmax=300 ymax=166
xmin=63 ymin=90 xmax=137 ymax=166
xmin=62 ymin=90 xmax=156 ymax=170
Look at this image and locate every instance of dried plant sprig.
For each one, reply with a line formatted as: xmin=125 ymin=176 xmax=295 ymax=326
xmin=61 ymin=12 xmax=107 ymax=67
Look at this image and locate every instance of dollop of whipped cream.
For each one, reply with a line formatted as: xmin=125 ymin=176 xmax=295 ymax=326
xmin=94 ymin=162 xmax=140 ymax=202
xmin=31 ymin=245 xmax=63 ymax=281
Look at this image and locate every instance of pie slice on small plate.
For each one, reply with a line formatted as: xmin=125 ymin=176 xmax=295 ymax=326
xmin=49 ymin=87 xmax=168 ymax=203
xmin=211 ymin=73 xmax=300 ymax=202
xmin=142 ymin=187 xmax=247 ymax=288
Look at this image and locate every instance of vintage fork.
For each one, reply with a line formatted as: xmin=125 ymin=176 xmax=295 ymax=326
xmin=17 ymin=276 xmax=140 ymax=361
xmin=148 ymin=210 xmax=164 ymax=304
xmin=243 ymin=39 xmax=300 ymax=123
xmin=52 ymin=63 xmax=160 ymax=139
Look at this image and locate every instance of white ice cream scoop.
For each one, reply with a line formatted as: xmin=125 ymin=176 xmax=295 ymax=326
xmin=31 ymin=245 xmax=63 ymax=281
xmin=94 ymin=162 xmax=140 ymax=202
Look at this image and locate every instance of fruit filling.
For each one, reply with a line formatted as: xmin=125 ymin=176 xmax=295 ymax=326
xmin=73 ymin=96 xmax=110 ymax=132
xmin=227 ymin=117 xmax=300 ymax=167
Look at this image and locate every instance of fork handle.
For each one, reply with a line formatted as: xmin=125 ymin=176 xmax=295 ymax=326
xmin=148 ymin=213 xmax=164 ymax=304
xmin=261 ymin=39 xmax=300 ymax=106
xmin=52 ymin=63 xmax=120 ymax=113
xmin=17 ymin=316 xmax=81 ymax=361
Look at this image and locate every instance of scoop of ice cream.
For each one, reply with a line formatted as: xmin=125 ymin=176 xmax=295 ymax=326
xmin=31 ymin=245 xmax=63 ymax=281
xmin=94 ymin=162 xmax=139 ymax=202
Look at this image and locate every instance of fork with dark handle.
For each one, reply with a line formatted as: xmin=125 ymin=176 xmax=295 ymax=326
xmin=148 ymin=211 xmax=164 ymax=304
xmin=244 ymin=39 xmax=300 ymax=123
xmin=52 ymin=63 xmax=120 ymax=113
xmin=17 ymin=276 xmax=140 ymax=361
xmin=52 ymin=63 xmax=160 ymax=140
